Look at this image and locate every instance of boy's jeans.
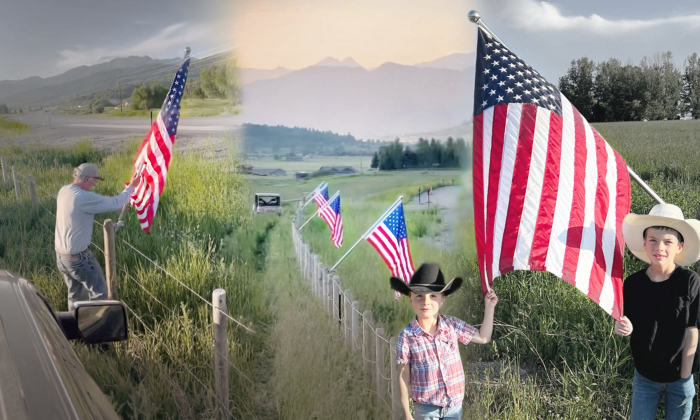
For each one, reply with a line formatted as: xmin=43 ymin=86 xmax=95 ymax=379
xmin=631 ymin=369 xmax=695 ymax=420
xmin=56 ymin=250 xmax=108 ymax=311
xmin=413 ymin=402 xmax=462 ymax=420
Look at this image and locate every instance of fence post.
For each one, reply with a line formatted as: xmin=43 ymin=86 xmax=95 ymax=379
xmin=103 ymin=219 xmax=117 ymax=300
xmin=344 ymin=290 xmax=353 ymax=349
xmin=212 ymin=289 xmax=230 ymax=420
xmin=390 ymin=337 xmax=402 ymax=420
xmin=352 ymin=301 xmax=360 ymax=352
xmin=1 ymin=156 xmax=8 ymax=183
xmin=376 ymin=328 xmax=387 ymax=411
xmin=332 ymin=277 xmax=339 ymax=322
xmin=12 ymin=165 xmax=20 ymax=202
xmin=363 ymin=310 xmax=374 ymax=380
xmin=326 ymin=274 xmax=333 ymax=315
xmin=28 ymin=175 xmax=37 ymax=212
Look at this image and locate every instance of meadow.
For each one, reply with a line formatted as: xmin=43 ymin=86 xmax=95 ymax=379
xmin=0 ymin=116 xmax=30 ymax=139
xmin=60 ymin=98 xmax=240 ymax=118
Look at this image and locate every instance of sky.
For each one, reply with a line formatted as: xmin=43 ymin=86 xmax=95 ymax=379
xmin=3 ymin=0 xmax=700 ymax=83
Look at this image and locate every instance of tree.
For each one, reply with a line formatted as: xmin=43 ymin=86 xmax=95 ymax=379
xmin=682 ymin=53 xmax=700 ymax=119
xmin=0 ymin=103 xmax=8 ymax=114
xmin=371 ymin=152 xmax=379 ymax=169
xmin=593 ymin=59 xmax=645 ymax=122
xmin=130 ymin=83 xmax=168 ymax=110
xmin=640 ymin=52 xmax=682 ymax=120
xmin=90 ymin=98 xmax=113 ymax=114
xmin=199 ymin=57 xmax=240 ymax=103
xmin=559 ymin=58 xmax=596 ymax=121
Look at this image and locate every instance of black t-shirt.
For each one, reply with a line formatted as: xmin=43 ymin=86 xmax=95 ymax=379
xmin=623 ymin=265 xmax=700 ymax=383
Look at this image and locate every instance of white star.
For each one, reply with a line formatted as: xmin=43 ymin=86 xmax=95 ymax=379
xmin=506 ymin=87 xmax=514 ymax=93
xmin=175 ymin=81 xmax=179 ymax=85
xmin=484 ymin=54 xmax=492 ymax=60
xmin=525 ymin=70 xmax=532 ymax=75
xmin=515 ymin=82 xmax=523 ymax=87
xmin=517 ymin=71 xmax=524 ymax=76
xmin=501 ymin=56 xmax=509 ymax=61
xmin=548 ymin=103 xmax=556 ymax=110
xmin=525 ymin=79 xmax=532 ymax=84
xmin=489 ymin=89 xmax=496 ymax=96
xmin=486 ymin=42 xmax=493 ymax=47
xmin=490 ymin=75 xmax=498 ymax=81
xmin=498 ymin=81 xmax=506 ymax=86
xmin=524 ymin=90 xmax=531 ymax=95
xmin=514 ymin=94 xmax=522 ymax=100
xmin=499 ymin=67 xmax=507 ymax=73
xmin=175 ymin=121 xmax=178 ymax=125
xmin=497 ymin=95 xmax=504 ymax=102
xmin=483 ymin=68 xmax=491 ymax=75
xmin=549 ymin=94 xmax=555 ymax=99
xmin=533 ymin=87 xmax=540 ymax=92
xmin=517 ymin=62 xmax=524 ymax=67
xmin=491 ymin=60 xmax=500 ymax=66
xmin=481 ymin=84 xmax=489 ymax=90
xmin=510 ymin=55 xmax=516 ymax=60
xmin=507 ymin=74 xmax=515 ymax=80
xmin=177 ymin=75 xmax=181 ymax=78
xmin=493 ymin=48 xmax=501 ymax=54
xmin=482 ymin=100 xmax=488 ymax=107
xmin=508 ymin=63 xmax=516 ymax=68
xmin=532 ymin=98 xmax=540 ymax=104
xmin=494 ymin=42 xmax=500 ymax=46
xmin=169 ymin=117 xmax=172 ymax=121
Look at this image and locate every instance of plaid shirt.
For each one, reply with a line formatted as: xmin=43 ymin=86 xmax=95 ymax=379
xmin=396 ymin=314 xmax=477 ymax=407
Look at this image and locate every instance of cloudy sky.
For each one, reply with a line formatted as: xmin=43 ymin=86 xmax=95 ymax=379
xmin=0 ymin=0 xmax=233 ymax=80
xmin=3 ymin=0 xmax=700 ymax=83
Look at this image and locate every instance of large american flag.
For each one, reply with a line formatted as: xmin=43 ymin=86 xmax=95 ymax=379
xmin=327 ymin=193 xmax=343 ymax=248
xmin=472 ymin=27 xmax=631 ymax=319
xmin=130 ymin=53 xmax=190 ymax=233
xmin=365 ymin=201 xmax=415 ymax=298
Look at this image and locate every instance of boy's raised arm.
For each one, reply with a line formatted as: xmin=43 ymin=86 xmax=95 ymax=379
xmin=397 ymin=364 xmax=413 ymax=420
xmin=471 ymin=290 xmax=498 ymax=344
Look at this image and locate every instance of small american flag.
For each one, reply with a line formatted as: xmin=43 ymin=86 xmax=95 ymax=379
xmin=472 ymin=27 xmax=631 ymax=319
xmin=365 ymin=201 xmax=415 ymax=298
xmin=327 ymin=193 xmax=343 ymax=248
xmin=318 ymin=191 xmax=339 ymax=232
xmin=313 ymin=183 xmax=329 ymax=208
xmin=130 ymin=52 xmax=190 ymax=233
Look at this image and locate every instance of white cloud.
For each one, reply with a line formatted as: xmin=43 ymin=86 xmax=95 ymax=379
xmin=497 ymin=0 xmax=700 ymax=34
xmin=56 ymin=23 xmax=217 ymax=70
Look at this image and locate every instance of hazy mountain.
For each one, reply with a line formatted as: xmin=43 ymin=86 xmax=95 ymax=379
xmin=0 ymin=56 xmax=176 ymax=103
xmin=312 ymin=57 xmax=363 ymax=68
xmin=415 ymin=52 xmax=476 ymax=71
xmin=241 ymin=62 xmax=475 ymax=138
xmin=239 ymin=66 xmax=293 ymax=85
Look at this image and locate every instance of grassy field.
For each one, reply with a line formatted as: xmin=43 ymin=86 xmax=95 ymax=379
xmin=60 ymin=98 xmax=240 ymax=118
xmin=0 ymin=116 xmax=30 ymax=139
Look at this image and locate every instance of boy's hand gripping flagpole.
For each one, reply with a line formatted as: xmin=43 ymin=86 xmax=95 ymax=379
xmin=329 ymin=196 xmax=403 ymax=273
xmin=468 ymin=10 xmax=666 ymax=205
xmin=299 ymin=191 xmax=339 ymax=230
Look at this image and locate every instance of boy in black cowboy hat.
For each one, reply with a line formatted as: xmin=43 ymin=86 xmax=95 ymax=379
xmin=392 ymin=263 xmax=498 ymax=420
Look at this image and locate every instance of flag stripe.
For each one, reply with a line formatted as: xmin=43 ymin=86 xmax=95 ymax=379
xmin=472 ymin=112 xmax=487 ymax=292
xmin=485 ymin=104 xmax=509 ymax=282
xmin=586 ymin=127 xmax=610 ymax=305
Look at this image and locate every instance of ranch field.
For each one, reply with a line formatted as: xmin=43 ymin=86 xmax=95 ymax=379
xmin=0 ymin=118 xmax=699 ymax=419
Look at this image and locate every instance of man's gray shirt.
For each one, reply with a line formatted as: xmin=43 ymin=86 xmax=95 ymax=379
xmin=55 ymin=184 xmax=133 ymax=255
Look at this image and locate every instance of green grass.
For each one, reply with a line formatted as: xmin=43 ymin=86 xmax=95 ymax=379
xmin=0 ymin=116 xmax=30 ymax=139
xmin=68 ymin=98 xmax=241 ymax=118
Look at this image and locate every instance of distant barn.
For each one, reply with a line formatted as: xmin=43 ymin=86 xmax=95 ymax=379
xmin=295 ymin=171 xmax=309 ymax=179
xmin=317 ymin=166 xmax=357 ymax=175
xmin=252 ymin=167 xmax=287 ymax=176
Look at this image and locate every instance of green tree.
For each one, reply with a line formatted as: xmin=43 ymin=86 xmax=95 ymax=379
xmin=593 ymin=59 xmax=645 ymax=122
xmin=559 ymin=58 xmax=597 ymax=121
xmin=640 ymin=52 xmax=682 ymax=120
xmin=370 ymin=152 xmax=379 ymax=169
xmin=199 ymin=57 xmax=240 ymax=103
xmin=682 ymin=53 xmax=700 ymax=119
xmin=0 ymin=103 xmax=8 ymax=114
xmin=130 ymin=83 xmax=168 ymax=110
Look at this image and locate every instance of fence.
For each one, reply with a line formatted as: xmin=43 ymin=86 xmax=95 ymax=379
xmin=2 ymin=157 xmax=251 ymax=420
xmin=291 ymin=203 xmax=404 ymax=419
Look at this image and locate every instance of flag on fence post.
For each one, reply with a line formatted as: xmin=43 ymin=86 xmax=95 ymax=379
xmin=326 ymin=193 xmax=343 ymax=248
xmin=471 ymin=25 xmax=631 ymax=319
xmin=313 ymin=183 xmax=329 ymax=208
xmin=129 ymin=49 xmax=191 ymax=233
xmin=365 ymin=200 xmax=415 ymax=299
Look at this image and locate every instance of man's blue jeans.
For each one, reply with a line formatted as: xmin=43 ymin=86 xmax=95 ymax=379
xmin=413 ymin=402 xmax=462 ymax=420
xmin=631 ymin=369 xmax=695 ymax=420
xmin=56 ymin=250 xmax=108 ymax=310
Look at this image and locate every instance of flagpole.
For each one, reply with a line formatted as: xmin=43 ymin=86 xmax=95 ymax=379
xmin=329 ymin=196 xmax=403 ymax=273
xmin=299 ymin=182 xmax=326 ymax=211
xmin=299 ymin=191 xmax=339 ymax=230
xmin=468 ymin=11 xmax=666 ymax=206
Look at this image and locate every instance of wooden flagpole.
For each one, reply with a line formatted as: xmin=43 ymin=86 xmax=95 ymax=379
xmin=299 ymin=191 xmax=340 ymax=230
xmin=329 ymin=196 xmax=403 ymax=273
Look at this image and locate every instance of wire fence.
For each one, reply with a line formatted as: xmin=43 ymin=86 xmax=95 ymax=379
xmin=4 ymin=163 xmax=255 ymax=419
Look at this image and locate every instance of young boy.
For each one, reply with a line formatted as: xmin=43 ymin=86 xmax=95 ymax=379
xmin=615 ymin=203 xmax=700 ymax=420
xmin=391 ymin=263 xmax=498 ymax=420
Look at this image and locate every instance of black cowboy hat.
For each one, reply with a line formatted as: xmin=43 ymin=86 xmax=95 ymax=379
xmin=390 ymin=263 xmax=463 ymax=297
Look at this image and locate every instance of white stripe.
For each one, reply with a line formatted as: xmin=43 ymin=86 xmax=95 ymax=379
xmin=399 ymin=239 xmax=415 ymax=276
xmin=545 ymin=95 xmax=576 ymax=277
xmin=598 ymin=141 xmax=619 ymax=314
xmin=482 ymin=107 xmax=494 ymax=246
xmin=572 ymin=118 xmax=599 ymax=295
xmin=491 ymin=103 xmax=523 ymax=278
xmin=157 ymin=114 xmax=174 ymax=150
xmin=514 ymin=106 xmax=551 ymax=270
xmin=367 ymin=227 xmax=402 ymax=277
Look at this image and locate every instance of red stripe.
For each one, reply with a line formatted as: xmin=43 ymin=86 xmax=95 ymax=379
xmin=375 ymin=225 xmax=410 ymax=280
xmin=586 ymin=128 xmax=610 ymax=304
xmin=472 ymin=112 xmax=487 ymax=294
xmin=561 ymin=108 xmax=588 ymax=284
xmin=499 ymin=103 xmax=537 ymax=273
xmin=367 ymin=229 xmax=400 ymax=278
xmin=402 ymin=238 xmax=415 ymax=275
xmin=612 ymin=149 xmax=631 ymax=320
xmin=145 ymin=132 xmax=166 ymax=197
xmin=152 ymin=123 xmax=172 ymax=185
xmin=485 ymin=104 xmax=509 ymax=283
xmin=529 ymin=112 xmax=563 ymax=270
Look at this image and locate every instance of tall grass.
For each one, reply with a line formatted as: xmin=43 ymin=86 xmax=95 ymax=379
xmin=0 ymin=116 xmax=30 ymax=138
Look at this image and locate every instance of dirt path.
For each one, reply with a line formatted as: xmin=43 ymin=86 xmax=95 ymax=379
xmin=406 ymin=185 xmax=464 ymax=250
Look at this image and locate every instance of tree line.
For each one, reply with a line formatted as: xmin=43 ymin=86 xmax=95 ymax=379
xmin=370 ymin=137 xmax=467 ymax=170
xmin=243 ymin=123 xmax=382 ymax=155
xmin=559 ymin=52 xmax=700 ymax=122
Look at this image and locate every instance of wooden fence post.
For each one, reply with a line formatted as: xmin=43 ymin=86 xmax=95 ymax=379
xmin=376 ymin=328 xmax=388 ymax=410
xmin=212 ymin=289 xmax=230 ymax=420
xmin=103 ymin=219 xmax=117 ymax=300
xmin=326 ymin=274 xmax=333 ymax=315
xmin=332 ymin=277 xmax=339 ymax=322
xmin=390 ymin=337 xmax=402 ymax=420
xmin=1 ymin=156 xmax=8 ymax=183
xmin=28 ymin=175 xmax=37 ymax=212
xmin=344 ymin=290 xmax=353 ymax=349
xmin=352 ymin=301 xmax=360 ymax=352
xmin=12 ymin=165 xmax=20 ymax=202
xmin=363 ymin=310 xmax=374 ymax=380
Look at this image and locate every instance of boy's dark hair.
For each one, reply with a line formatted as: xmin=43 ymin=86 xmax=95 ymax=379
xmin=643 ymin=226 xmax=684 ymax=243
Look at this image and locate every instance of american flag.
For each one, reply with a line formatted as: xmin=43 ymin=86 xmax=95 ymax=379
xmin=472 ymin=27 xmax=631 ymax=319
xmin=365 ymin=200 xmax=415 ymax=298
xmin=313 ymin=183 xmax=329 ymax=208
xmin=318 ymin=191 xmax=339 ymax=232
xmin=130 ymin=52 xmax=190 ymax=233
xmin=327 ymin=193 xmax=343 ymax=248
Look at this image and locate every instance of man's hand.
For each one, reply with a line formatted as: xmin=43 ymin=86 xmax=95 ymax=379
xmin=485 ymin=290 xmax=498 ymax=309
xmin=128 ymin=170 xmax=141 ymax=189
xmin=614 ymin=316 xmax=633 ymax=336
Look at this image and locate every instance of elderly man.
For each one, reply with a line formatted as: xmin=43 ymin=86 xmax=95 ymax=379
xmin=55 ymin=163 xmax=139 ymax=310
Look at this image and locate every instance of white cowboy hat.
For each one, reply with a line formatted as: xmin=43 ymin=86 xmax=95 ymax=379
xmin=622 ymin=203 xmax=700 ymax=266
